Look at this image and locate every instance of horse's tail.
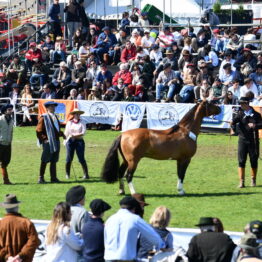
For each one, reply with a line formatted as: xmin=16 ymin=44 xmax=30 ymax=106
xmin=101 ymin=135 xmax=121 ymax=183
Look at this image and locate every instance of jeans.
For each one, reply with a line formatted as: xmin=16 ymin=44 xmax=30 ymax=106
xmin=66 ymin=138 xmax=86 ymax=163
xmin=30 ymin=74 xmax=47 ymax=88
xmin=179 ymin=85 xmax=195 ymax=103
xmin=67 ymin=21 xmax=81 ymax=47
xmin=156 ymin=83 xmax=180 ymax=100
xmin=51 ymin=50 xmax=66 ymax=62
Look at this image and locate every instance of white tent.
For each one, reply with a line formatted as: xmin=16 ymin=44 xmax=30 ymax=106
xmin=85 ymin=0 xmax=202 ymax=20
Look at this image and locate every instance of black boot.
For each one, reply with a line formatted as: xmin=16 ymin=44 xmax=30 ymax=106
xmin=81 ymin=161 xmax=89 ymax=179
xmin=38 ymin=162 xmax=47 ymax=184
xmin=65 ymin=162 xmax=71 ymax=179
xmin=50 ymin=162 xmax=60 ymax=183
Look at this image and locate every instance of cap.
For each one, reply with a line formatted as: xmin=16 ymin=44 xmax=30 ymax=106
xmin=195 ymin=217 xmax=215 ymax=227
xmin=250 ymin=220 xmax=262 ymax=236
xmin=44 ymin=101 xmax=58 ymax=107
xmin=102 ymin=26 xmax=110 ymax=31
xmin=66 ymin=185 xmax=86 ymax=205
xmin=144 ymin=29 xmax=150 ymax=33
xmin=29 ymin=42 xmax=36 ymax=47
xmin=90 ymin=199 xmax=111 ymax=216
xmin=213 ymin=28 xmax=220 ymax=34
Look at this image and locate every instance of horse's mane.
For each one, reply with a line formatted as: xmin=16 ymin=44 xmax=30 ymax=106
xmin=168 ymin=103 xmax=200 ymax=134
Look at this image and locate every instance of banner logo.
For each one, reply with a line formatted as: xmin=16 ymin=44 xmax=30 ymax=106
xmin=158 ymin=106 xmax=179 ymax=126
xmin=90 ymin=102 xmax=109 ymax=120
xmin=125 ymin=104 xmax=141 ymax=121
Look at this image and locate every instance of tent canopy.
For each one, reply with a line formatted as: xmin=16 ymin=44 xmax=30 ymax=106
xmin=85 ymin=0 xmax=202 ymax=20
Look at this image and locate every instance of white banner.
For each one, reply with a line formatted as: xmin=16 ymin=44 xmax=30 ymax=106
xmin=146 ymin=103 xmax=194 ymax=130
xmin=77 ymin=101 xmax=119 ymax=125
xmin=201 ymin=105 xmax=233 ymax=129
xmin=120 ymin=102 xmax=146 ymax=132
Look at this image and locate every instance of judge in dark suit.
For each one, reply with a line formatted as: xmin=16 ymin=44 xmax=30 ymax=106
xmin=187 ymin=217 xmax=236 ymax=262
xmin=36 ymin=101 xmax=65 ymax=184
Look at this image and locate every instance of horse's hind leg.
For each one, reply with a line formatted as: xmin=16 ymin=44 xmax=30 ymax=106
xmin=125 ymin=161 xmax=138 ymax=195
xmin=177 ymin=158 xmax=191 ymax=195
xmin=118 ymin=162 xmax=128 ymax=195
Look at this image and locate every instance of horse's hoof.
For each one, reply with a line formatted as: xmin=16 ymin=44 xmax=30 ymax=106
xmin=178 ymin=190 xmax=186 ymax=196
xmin=118 ymin=189 xmax=125 ymax=195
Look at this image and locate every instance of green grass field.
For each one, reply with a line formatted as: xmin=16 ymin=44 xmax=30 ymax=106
xmin=0 ymin=127 xmax=261 ymax=231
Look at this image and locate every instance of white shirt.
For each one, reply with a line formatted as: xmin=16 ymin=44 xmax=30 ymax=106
xmin=141 ymin=36 xmax=155 ymax=48
xmin=65 ymin=119 xmax=86 ymax=138
xmin=150 ymin=49 xmax=163 ymax=64
xmin=205 ymin=51 xmax=219 ymax=67
xmin=44 ymin=225 xmax=83 ymax=262
xmin=240 ymin=84 xmax=259 ymax=98
xmin=219 ymin=59 xmax=236 ymax=80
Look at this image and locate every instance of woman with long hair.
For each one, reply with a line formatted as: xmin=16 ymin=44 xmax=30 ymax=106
xmin=20 ymin=84 xmax=34 ymax=124
xmin=45 ymin=202 xmax=83 ymax=261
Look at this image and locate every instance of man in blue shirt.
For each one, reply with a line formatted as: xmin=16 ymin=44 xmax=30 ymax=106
xmin=104 ymin=196 xmax=164 ymax=262
xmin=48 ymin=0 xmax=62 ymax=40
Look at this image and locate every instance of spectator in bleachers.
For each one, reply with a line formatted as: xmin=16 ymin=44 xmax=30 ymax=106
xmin=72 ymin=28 xmax=85 ymax=50
xmin=243 ymin=28 xmax=257 ymax=50
xmin=6 ymin=55 xmax=26 ymax=85
xmin=250 ymin=64 xmax=262 ymax=95
xmin=104 ymin=196 xmax=164 ymax=262
xmin=30 ymin=58 xmax=48 ymax=90
xmin=202 ymin=44 xmax=219 ymax=70
xmin=150 ymin=44 xmax=162 ymax=67
xmin=67 ymin=53 xmax=78 ymax=70
xmin=64 ymin=0 xmax=81 ymax=49
xmin=94 ymin=26 xmax=117 ymax=64
xmin=178 ymin=50 xmax=195 ymax=74
xmin=79 ymin=41 xmax=91 ymax=61
xmin=226 ymin=33 xmax=242 ymax=56
xmin=82 ymin=199 xmax=111 ymax=262
xmin=96 ymin=64 xmax=113 ymax=85
xmin=45 ymin=201 xmax=83 ymax=261
xmin=51 ymin=36 xmax=67 ymax=63
xmin=79 ymin=0 xmax=90 ymax=40
xmin=52 ymin=61 xmax=72 ymax=89
xmin=141 ymin=55 xmax=155 ymax=89
xmin=155 ymin=63 xmax=180 ymax=103
xmin=138 ymin=12 xmax=150 ymax=31
xmin=141 ymin=29 xmax=155 ymax=49
xmin=48 ymin=0 xmax=62 ymax=41
xmin=228 ymin=79 xmax=241 ymax=100
xmin=200 ymin=79 xmax=212 ymax=100
xmin=210 ymin=28 xmax=224 ymax=54
xmin=41 ymin=35 xmax=55 ymax=62
xmin=187 ymin=217 xmax=236 ymax=262
xmin=223 ymin=90 xmax=238 ymax=105
xmin=9 ymin=83 xmax=20 ymax=107
xmin=55 ymin=85 xmax=64 ymax=99
xmin=219 ymin=49 xmax=236 ymax=80
xmin=88 ymin=28 xmax=98 ymax=48
xmin=178 ymin=63 xmax=197 ymax=103
xmin=181 ymin=37 xmax=193 ymax=55
xmin=111 ymin=78 xmax=126 ymax=101
xmin=0 ymin=194 xmax=39 ymax=260
xmin=219 ymin=63 xmax=236 ymax=87
xmin=77 ymin=88 xmax=85 ymax=100
xmin=130 ymin=29 xmax=142 ymax=47
xmin=112 ymin=63 xmax=132 ymax=86
xmin=209 ymin=77 xmax=227 ymax=103
xmin=234 ymin=48 xmax=257 ymax=72
xmin=120 ymin=11 xmax=130 ymax=32
xmin=67 ymin=88 xmax=78 ymax=100
xmin=120 ymin=41 xmax=137 ymax=64
xmin=25 ymin=42 xmax=43 ymax=72
xmin=195 ymin=29 xmax=209 ymax=50
xmin=240 ymin=78 xmax=258 ymax=98
xmin=70 ymin=61 xmax=86 ymax=89
xmin=40 ymin=84 xmax=56 ymax=99
xmin=85 ymin=60 xmax=100 ymax=88
xmin=157 ymin=26 xmax=175 ymax=51
xmin=88 ymin=85 xmax=101 ymax=101
xmin=21 ymin=84 xmax=34 ymax=125
xmin=137 ymin=206 xmax=173 ymax=260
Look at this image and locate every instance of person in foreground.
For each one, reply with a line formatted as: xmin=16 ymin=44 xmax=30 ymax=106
xmin=104 ymin=196 xmax=165 ymax=262
xmin=64 ymin=108 xmax=89 ymax=179
xmin=0 ymin=104 xmax=14 ymax=184
xmin=82 ymin=199 xmax=111 ymax=262
xmin=36 ymin=101 xmax=65 ymax=183
xmin=45 ymin=201 xmax=83 ymax=262
xmin=186 ymin=217 xmax=236 ymax=262
xmin=0 ymin=194 xmax=39 ymax=262
xmin=231 ymin=96 xmax=262 ymax=188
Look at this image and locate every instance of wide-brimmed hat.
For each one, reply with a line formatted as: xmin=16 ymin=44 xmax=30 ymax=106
xmin=195 ymin=217 xmax=215 ymax=227
xmin=90 ymin=199 xmax=111 ymax=216
xmin=44 ymin=101 xmax=58 ymax=107
xmin=165 ymin=49 xmax=174 ymax=55
xmin=1 ymin=104 xmax=13 ymax=114
xmin=66 ymin=185 xmax=86 ymax=205
xmin=0 ymin=194 xmax=21 ymax=208
xmin=132 ymin=193 xmax=149 ymax=207
xmin=119 ymin=196 xmax=140 ymax=209
xmin=239 ymin=233 xmax=259 ymax=250
xmin=69 ymin=108 xmax=84 ymax=115
xmin=91 ymin=86 xmax=99 ymax=91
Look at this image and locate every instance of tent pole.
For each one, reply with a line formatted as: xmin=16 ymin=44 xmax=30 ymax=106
xmin=163 ymin=0 xmax=165 ymax=28
xmin=8 ymin=0 xmax=11 ymax=56
xmin=95 ymin=0 xmax=97 ymax=22
xmin=170 ymin=0 xmax=171 ymax=25
xmin=231 ymin=0 xmax=233 ymax=25
xmin=64 ymin=0 xmax=66 ymax=42
xmin=36 ymin=0 xmax=38 ymax=42
xmin=104 ymin=0 xmax=106 ymax=26
xmin=117 ymin=0 xmax=119 ymax=28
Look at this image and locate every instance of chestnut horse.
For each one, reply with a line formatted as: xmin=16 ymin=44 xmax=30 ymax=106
xmin=101 ymin=101 xmax=221 ymax=195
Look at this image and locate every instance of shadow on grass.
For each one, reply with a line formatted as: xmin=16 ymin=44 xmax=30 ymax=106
xmin=144 ymin=192 xmax=260 ymax=198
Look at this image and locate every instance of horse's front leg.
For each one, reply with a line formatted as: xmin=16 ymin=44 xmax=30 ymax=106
xmin=177 ymin=158 xmax=191 ymax=195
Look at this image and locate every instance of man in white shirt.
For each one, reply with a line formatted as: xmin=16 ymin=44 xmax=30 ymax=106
xmin=104 ymin=196 xmax=164 ymax=262
xmin=240 ymin=78 xmax=258 ymax=98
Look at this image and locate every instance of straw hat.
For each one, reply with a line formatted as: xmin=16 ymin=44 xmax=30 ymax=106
xmin=69 ymin=108 xmax=85 ymax=115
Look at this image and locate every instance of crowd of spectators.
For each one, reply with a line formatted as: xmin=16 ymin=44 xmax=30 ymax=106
xmin=1 ymin=6 xmax=262 ymax=119
xmin=0 ymin=190 xmax=262 ymax=262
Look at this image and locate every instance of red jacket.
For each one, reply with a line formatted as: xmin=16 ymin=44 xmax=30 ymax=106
xmin=25 ymin=48 xmax=42 ymax=61
xmin=120 ymin=46 xmax=136 ymax=63
xmin=112 ymin=70 xmax=132 ymax=86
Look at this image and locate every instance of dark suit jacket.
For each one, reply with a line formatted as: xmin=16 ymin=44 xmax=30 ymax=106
xmin=186 ymin=231 xmax=236 ymax=262
xmin=40 ymin=92 xmax=56 ymax=99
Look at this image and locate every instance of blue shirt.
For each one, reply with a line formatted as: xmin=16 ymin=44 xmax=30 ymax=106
xmin=97 ymin=32 xmax=117 ymax=50
xmin=48 ymin=3 xmax=60 ymax=22
xmin=104 ymin=209 xmax=165 ymax=261
xmin=96 ymin=70 xmax=113 ymax=84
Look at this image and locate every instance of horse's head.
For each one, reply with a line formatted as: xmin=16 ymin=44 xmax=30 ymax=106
xmin=199 ymin=100 xmax=221 ymax=117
